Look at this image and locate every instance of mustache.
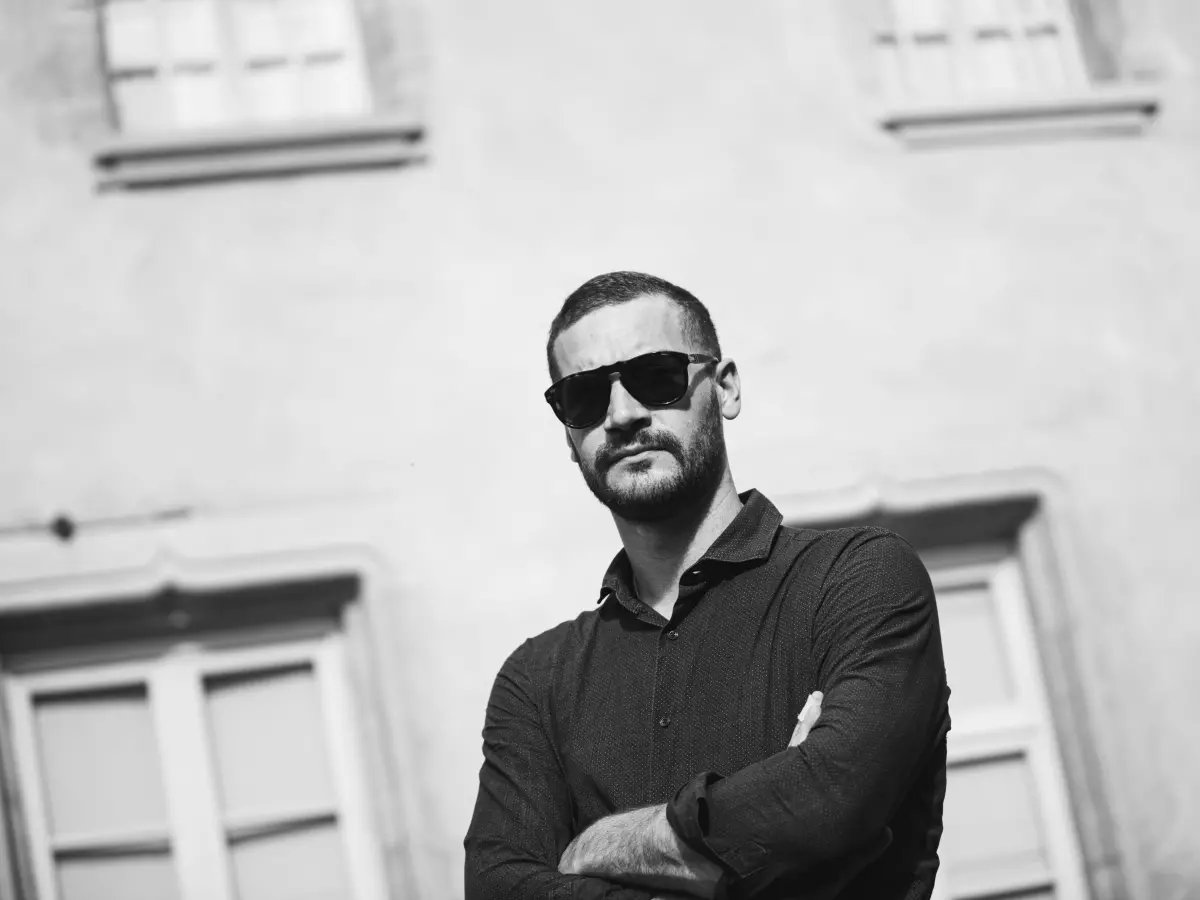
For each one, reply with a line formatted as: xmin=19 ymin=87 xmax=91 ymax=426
xmin=595 ymin=432 xmax=684 ymax=468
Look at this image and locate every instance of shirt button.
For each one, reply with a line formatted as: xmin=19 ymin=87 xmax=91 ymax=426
xmin=667 ymin=630 xmax=680 ymax=641
xmin=658 ymin=716 xmax=672 ymax=728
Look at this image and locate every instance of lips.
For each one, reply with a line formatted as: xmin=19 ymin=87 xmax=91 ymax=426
xmin=616 ymin=451 xmax=653 ymax=464
xmin=611 ymin=447 xmax=660 ymax=463
xmin=600 ymin=448 xmax=667 ymax=468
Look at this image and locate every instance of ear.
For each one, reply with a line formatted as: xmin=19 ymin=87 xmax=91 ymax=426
xmin=713 ymin=358 xmax=741 ymax=420
xmin=565 ymin=428 xmax=580 ymax=463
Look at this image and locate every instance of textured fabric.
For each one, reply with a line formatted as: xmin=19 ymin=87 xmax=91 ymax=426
xmin=464 ymin=490 xmax=950 ymax=900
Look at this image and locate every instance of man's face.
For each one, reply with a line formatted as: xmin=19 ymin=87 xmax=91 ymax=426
xmin=551 ymin=295 xmax=730 ymax=522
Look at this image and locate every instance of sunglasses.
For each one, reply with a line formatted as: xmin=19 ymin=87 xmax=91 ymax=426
xmin=544 ymin=350 xmax=719 ymax=429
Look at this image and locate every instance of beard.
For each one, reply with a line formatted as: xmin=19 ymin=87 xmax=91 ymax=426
xmin=578 ymin=401 xmax=727 ymax=523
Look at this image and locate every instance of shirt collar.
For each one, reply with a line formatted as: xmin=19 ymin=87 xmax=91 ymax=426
xmin=597 ymin=489 xmax=783 ymax=605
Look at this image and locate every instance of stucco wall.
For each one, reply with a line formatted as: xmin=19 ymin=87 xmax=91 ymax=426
xmin=1 ymin=0 xmax=1198 ymax=897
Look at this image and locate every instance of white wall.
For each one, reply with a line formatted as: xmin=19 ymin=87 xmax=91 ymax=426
xmin=1 ymin=0 xmax=1198 ymax=896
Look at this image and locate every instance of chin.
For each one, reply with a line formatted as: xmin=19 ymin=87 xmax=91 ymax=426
xmin=607 ymin=477 xmax=684 ymax=510
xmin=605 ymin=465 xmax=671 ymax=492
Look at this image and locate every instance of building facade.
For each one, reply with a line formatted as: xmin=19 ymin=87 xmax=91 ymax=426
xmin=0 ymin=0 xmax=1198 ymax=898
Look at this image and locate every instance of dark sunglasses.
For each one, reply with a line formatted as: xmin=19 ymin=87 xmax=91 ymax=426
xmin=544 ymin=350 xmax=719 ymax=429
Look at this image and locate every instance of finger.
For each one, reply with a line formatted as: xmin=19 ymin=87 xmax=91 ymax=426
xmin=796 ymin=692 xmax=822 ymax=743
xmin=789 ymin=691 xmax=824 ymax=747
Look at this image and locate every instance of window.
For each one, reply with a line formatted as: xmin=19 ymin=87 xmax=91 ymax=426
xmin=100 ymin=0 xmax=371 ymax=134
xmin=873 ymin=0 xmax=1091 ymax=105
xmin=5 ymin=631 xmax=387 ymax=900
xmin=928 ymin=552 xmax=1087 ymax=900
xmin=780 ymin=481 xmax=1132 ymax=900
xmin=89 ymin=0 xmax=424 ymax=185
xmin=854 ymin=0 xmax=1160 ymax=141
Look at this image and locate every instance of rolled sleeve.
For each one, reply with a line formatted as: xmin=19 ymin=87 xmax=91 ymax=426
xmin=668 ymin=532 xmax=949 ymax=881
xmin=666 ymin=771 xmax=742 ymax=872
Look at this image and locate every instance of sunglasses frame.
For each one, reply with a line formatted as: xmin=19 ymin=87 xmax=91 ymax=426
xmin=544 ymin=350 xmax=719 ymax=429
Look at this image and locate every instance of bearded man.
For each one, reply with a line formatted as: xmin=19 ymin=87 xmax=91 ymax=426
xmin=464 ymin=272 xmax=951 ymax=900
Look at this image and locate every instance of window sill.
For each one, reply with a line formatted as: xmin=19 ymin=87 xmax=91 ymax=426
xmin=92 ymin=115 xmax=425 ymax=189
xmin=877 ymin=85 xmax=1161 ymax=146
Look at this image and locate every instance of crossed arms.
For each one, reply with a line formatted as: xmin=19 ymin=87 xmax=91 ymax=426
xmin=463 ymin=533 xmax=948 ymax=900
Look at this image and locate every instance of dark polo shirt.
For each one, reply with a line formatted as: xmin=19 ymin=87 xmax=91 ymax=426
xmin=465 ymin=490 xmax=950 ymax=900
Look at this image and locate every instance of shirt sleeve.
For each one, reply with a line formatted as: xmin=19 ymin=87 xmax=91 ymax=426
xmin=464 ymin=640 xmax=661 ymax=900
xmin=666 ymin=530 xmax=949 ymax=882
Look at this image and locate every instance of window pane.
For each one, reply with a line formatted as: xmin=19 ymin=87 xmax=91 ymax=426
xmin=298 ymin=58 xmax=369 ymax=118
xmin=894 ymin=0 xmax=949 ymax=35
xmin=285 ymin=0 xmax=353 ymax=55
xmin=111 ymin=73 xmax=172 ymax=133
xmin=232 ymin=0 xmax=288 ymax=63
xmin=58 ymin=852 xmax=180 ymax=900
xmin=163 ymin=0 xmax=221 ymax=63
xmin=941 ymin=755 xmax=1051 ymax=887
xmin=1026 ymin=27 xmax=1072 ymax=90
xmin=964 ymin=0 xmax=1004 ymax=29
xmin=907 ymin=37 xmax=956 ymax=103
xmin=974 ymin=31 xmax=1021 ymax=94
xmin=102 ymin=0 xmax=161 ymax=71
xmin=876 ymin=35 xmax=907 ymax=104
xmin=243 ymin=64 xmax=300 ymax=123
xmin=937 ymin=584 xmax=1015 ymax=712
xmin=169 ymin=69 xmax=234 ymax=129
xmin=205 ymin=664 xmax=336 ymax=818
xmin=34 ymin=686 xmax=169 ymax=838
xmin=229 ymin=822 xmax=350 ymax=900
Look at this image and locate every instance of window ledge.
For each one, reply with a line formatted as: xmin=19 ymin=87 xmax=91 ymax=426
xmin=877 ymin=85 xmax=1161 ymax=146
xmin=92 ymin=115 xmax=425 ymax=189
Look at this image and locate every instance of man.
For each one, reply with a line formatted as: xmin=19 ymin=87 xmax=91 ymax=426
xmin=464 ymin=272 xmax=950 ymax=900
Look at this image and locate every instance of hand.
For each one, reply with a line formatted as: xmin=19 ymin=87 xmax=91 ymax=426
xmin=788 ymin=691 xmax=823 ymax=747
xmin=557 ymin=833 xmax=588 ymax=875
xmin=558 ymin=806 xmax=724 ymax=897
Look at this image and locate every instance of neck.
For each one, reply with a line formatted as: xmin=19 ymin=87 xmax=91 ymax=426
xmin=613 ymin=473 xmax=743 ymax=618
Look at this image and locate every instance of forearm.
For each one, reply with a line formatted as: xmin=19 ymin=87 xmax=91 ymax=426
xmin=558 ymin=805 xmax=724 ymax=899
xmin=466 ymin=854 xmax=662 ymax=900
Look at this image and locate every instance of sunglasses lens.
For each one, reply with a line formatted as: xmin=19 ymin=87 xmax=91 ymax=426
xmin=555 ymin=372 xmax=610 ymax=428
xmin=624 ymin=353 xmax=689 ymax=406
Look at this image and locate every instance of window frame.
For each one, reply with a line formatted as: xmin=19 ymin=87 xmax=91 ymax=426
xmin=87 ymin=0 xmax=425 ymax=187
xmin=0 ymin=501 xmax=434 ymax=900
xmin=930 ymin=556 xmax=1089 ymax=899
xmin=92 ymin=112 xmax=425 ymax=188
xmin=6 ymin=632 xmax=388 ymax=900
xmin=99 ymin=0 xmax=376 ymax=133
xmin=775 ymin=469 xmax=1138 ymax=900
xmin=837 ymin=0 xmax=1162 ymax=144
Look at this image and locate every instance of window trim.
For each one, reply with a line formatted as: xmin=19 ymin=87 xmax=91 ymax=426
xmin=876 ymin=83 xmax=1160 ymax=145
xmin=7 ymin=633 xmax=389 ymax=900
xmin=89 ymin=0 xmax=425 ymax=188
xmin=838 ymin=0 xmax=1164 ymax=144
xmin=774 ymin=468 xmax=1139 ymax=900
xmin=0 ymin=500 xmax=435 ymax=900
xmin=929 ymin=558 xmax=1090 ymax=899
xmin=92 ymin=115 xmax=425 ymax=189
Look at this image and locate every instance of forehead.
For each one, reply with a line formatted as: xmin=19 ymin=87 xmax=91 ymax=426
xmin=553 ymin=295 xmax=691 ymax=377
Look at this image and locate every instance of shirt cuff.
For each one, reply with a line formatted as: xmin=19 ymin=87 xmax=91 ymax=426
xmin=666 ymin=770 xmax=765 ymax=881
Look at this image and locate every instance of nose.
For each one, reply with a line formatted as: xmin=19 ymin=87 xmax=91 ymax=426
xmin=604 ymin=375 xmax=651 ymax=432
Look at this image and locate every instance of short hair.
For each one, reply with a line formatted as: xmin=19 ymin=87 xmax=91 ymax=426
xmin=546 ymin=271 xmax=723 ymax=382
